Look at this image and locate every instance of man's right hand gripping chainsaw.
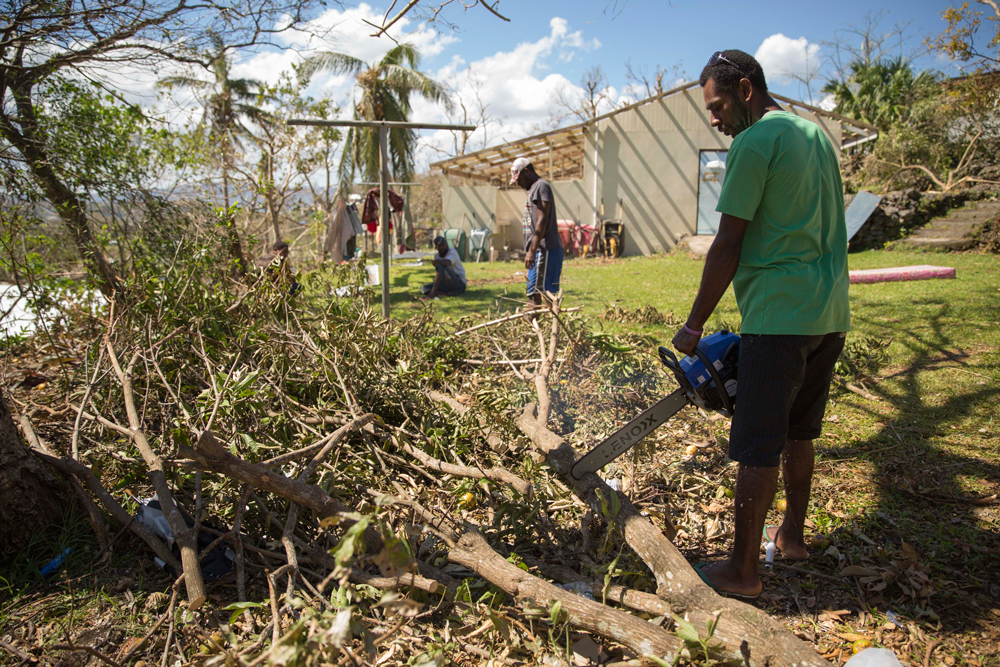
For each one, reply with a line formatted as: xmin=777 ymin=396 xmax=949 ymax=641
xmin=570 ymin=330 xmax=741 ymax=480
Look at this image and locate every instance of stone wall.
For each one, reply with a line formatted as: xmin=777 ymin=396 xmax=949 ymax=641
xmin=847 ymin=189 xmax=980 ymax=251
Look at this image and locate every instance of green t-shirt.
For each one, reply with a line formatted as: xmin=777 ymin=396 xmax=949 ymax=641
xmin=716 ymin=110 xmax=851 ymax=335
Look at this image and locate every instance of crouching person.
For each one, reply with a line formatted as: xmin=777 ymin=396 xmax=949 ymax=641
xmin=420 ymin=236 xmax=466 ymax=298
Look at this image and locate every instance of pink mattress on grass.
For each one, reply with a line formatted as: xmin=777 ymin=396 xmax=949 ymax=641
xmin=849 ymin=265 xmax=956 ymax=285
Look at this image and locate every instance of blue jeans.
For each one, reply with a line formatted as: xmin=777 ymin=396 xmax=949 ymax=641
xmin=526 ymin=247 xmax=563 ymax=297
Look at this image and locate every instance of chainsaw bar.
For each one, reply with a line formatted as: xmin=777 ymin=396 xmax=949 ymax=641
xmin=570 ymin=388 xmax=690 ymax=479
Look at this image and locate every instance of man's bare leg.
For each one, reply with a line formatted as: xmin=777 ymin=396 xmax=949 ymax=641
xmin=699 ymin=463 xmax=778 ymax=597
xmin=765 ymin=439 xmax=812 ymax=559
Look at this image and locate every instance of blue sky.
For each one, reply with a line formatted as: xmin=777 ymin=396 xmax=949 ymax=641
xmin=418 ymin=0 xmax=952 ymax=95
xmin=147 ymin=0 xmax=963 ymax=168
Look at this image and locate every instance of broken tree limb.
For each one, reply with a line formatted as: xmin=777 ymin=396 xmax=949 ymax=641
xmin=282 ymin=413 xmax=375 ymax=597
xmin=392 ymin=434 xmax=531 ymax=497
xmin=105 ymin=340 xmax=207 ymax=609
xmin=179 ymin=427 xmax=384 ymax=553
xmin=448 ymin=306 xmax=583 ymax=338
xmin=244 ymin=489 xmax=448 ymax=596
xmin=19 ymin=415 xmax=110 ymax=556
xmin=448 ymin=529 xmax=683 ymax=661
xmin=832 ymin=374 xmax=880 ymax=401
xmin=531 ymin=560 xmax=681 ymax=618
xmin=517 ymin=404 xmax=830 ymax=667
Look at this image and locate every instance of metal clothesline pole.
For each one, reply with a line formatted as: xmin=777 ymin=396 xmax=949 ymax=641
xmin=288 ymin=118 xmax=476 ymax=319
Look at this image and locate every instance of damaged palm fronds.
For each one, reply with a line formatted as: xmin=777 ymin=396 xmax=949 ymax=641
xmin=7 ymin=261 xmax=840 ymax=667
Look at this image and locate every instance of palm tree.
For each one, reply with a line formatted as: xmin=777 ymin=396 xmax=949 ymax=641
xmin=300 ymin=44 xmax=451 ymax=191
xmin=822 ymin=58 xmax=939 ymax=131
xmin=160 ymin=33 xmax=269 ymax=271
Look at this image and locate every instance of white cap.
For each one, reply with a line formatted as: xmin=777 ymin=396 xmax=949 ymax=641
xmin=509 ymin=157 xmax=531 ymax=185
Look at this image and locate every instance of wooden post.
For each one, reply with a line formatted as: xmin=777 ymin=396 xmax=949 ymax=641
xmin=379 ymin=125 xmax=390 ymax=319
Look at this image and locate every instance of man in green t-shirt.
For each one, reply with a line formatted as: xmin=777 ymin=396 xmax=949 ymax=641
xmin=671 ymin=50 xmax=850 ymax=599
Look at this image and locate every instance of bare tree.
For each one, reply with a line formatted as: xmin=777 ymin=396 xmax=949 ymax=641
xmin=823 ymin=9 xmax=927 ymax=83
xmin=783 ymin=48 xmax=825 ymax=104
xmin=550 ymin=66 xmax=615 ymax=125
xmin=623 ymin=60 xmax=686 ymax=99
xmin=429 ymin=67 xmax=504 ymax=158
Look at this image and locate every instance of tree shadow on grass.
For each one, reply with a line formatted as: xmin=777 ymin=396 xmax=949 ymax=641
xmin=797 ymin=298 xmax=1000 ymax=656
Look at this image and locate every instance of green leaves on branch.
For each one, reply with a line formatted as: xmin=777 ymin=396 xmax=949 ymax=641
xmin=821 ymin=58 xmax=940 ymax=131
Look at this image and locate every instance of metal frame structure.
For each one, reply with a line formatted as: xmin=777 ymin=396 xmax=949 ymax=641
xmin=288 ymin=118 xmax=476 ymax=318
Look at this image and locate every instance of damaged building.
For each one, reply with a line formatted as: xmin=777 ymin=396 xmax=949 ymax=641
xmin=430 ymin=81 xmax=878 ymax=258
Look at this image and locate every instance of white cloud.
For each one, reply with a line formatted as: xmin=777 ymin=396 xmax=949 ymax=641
xmin=278 ymin=3 xmax=457 ymax=66
xmin=151 ymin=3 xmax=458 ymax=126
xmin=414 ymin=16 xmax=602 ymax=168
xmin=754 ymin=34 xmax=822 ymax=85
xmin=146 ymin=10 xmax=603 ymax=175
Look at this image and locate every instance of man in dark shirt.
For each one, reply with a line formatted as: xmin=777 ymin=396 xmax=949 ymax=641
xmin=511 ymin=158 xmax=563 ymax=308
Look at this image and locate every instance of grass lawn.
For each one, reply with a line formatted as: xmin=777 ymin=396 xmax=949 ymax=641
xmin=387 ymin=248 xmax=1000 ymax=661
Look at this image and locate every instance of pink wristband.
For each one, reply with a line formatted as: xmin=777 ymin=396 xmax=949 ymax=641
xmin=683 ymin=324 xmax=703 ymax=336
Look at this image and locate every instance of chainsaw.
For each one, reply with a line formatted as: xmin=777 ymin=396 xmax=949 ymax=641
xmin=570 ymin=330 xmax=740 ymax=480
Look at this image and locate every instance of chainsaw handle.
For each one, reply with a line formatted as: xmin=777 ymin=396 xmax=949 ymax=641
xmin=693 ymin=346 xmax=734 ymax=417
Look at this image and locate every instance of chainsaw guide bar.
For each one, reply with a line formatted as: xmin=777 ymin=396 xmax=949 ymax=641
xmin=570 ymin=388 xmax=690 ymax=479
xmin=569 ymin=330 xmax=741 ymax=481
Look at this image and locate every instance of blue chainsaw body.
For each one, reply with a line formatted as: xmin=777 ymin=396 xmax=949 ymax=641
xmin=659 ymin=330 xmax=741 ymax=416
xmin=570 ymin=330 xmax=741 ymax=479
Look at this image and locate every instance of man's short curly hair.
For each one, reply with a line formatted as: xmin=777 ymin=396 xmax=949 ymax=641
xmin=699 ymin=50 xmax=768 ymax=97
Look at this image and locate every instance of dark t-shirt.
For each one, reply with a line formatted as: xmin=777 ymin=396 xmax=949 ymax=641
xmin=522 ymin=178 xmax=562 ymax=252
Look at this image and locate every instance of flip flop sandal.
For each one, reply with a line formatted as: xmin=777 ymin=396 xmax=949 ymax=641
xmin=693 ymin=562 xmax=760 ymax=601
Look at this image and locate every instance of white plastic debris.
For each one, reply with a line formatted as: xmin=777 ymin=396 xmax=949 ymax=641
xmin=606 ymin=478 xmax=622 ymax=491
xmin=136 ymin=495 xmax=176 ymax=547
xmin=843 ymin=648 xmax=904 ymax=667
xmin=764 ymin=541 xmax=776 ymax=564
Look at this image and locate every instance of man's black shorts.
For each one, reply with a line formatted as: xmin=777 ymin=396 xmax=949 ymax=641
xmin=729 ymin=332 xmax=846 ymax=467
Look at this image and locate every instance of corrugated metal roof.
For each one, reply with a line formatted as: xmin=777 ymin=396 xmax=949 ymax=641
xmin=430 ymin=82 xmax=879 ymax=183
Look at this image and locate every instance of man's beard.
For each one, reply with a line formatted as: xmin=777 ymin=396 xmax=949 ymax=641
xmin=729 ymin=97 xmax=756 ymax=135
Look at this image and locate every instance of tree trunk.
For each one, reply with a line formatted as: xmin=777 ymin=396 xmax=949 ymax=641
xmin=0 ymin=80 xmax=122 ymax=299
xmin=219 ymin=153 xmax=247 ymax=275
xmin=0 ymin=390 xmax=67 ymax=553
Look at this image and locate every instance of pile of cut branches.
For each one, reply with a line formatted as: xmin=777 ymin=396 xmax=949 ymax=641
xmin=3 ymin=255 xmax=833 ymax=667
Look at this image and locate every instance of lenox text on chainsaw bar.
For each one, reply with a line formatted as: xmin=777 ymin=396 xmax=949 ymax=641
xmin=603 ymin=413 xmax=660 ymax=461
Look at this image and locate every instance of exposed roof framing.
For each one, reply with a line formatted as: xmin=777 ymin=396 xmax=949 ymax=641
xmin=770 ymin=93 xmax=879 ymax=148
xmin=431 ymin=81 xmax=880 ymax=183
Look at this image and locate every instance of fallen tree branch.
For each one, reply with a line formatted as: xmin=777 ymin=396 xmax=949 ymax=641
xmin=517 ymin=404 xmax=830 ymax=667
xmin=449 ymin=306 xmax=582 ymax=338
xmin=427 ymin=390 xmax=507 ymax=454
xmin=531 ymin=560 xmax=681 ymax=618
xmin=22 ymin=410 xmax=112 ymax=554
xmin=24 ymin=426 xmax=181 ymax=573
xmin=448 ymin=529 xmax=683 ymax=660
xmin=179 ymin=423 xmax=384 ymax=553
xmin=105 ymin=339 xmax=207 ymax=609
xmin=391 ymin=432 xmax=531 ymax=497
xmin=832 ymin=374 xmax=879 ymax=401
